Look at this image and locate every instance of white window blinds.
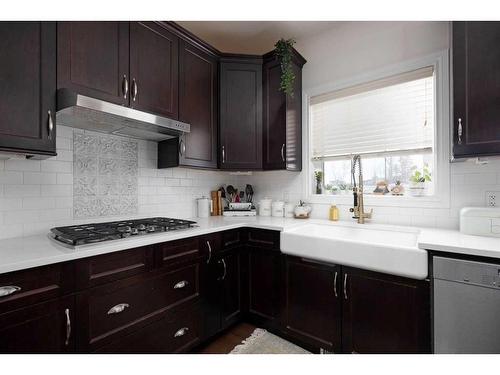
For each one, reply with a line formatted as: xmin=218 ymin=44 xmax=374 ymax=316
xmin=310 ymin=66 xmax=434 ymax=160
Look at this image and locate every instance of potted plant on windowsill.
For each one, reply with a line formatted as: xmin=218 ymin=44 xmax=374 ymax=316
xmin=409 ymin=164 xmax=431 ymax=197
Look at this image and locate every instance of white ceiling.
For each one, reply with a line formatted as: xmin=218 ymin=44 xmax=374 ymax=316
xmin=177 ymin=21 xmax=339 ymax=54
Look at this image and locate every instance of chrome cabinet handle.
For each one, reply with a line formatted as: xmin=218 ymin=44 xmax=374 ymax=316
xmin=281 ymin=143 xmax=285 ymax=162
xmin=0 ymin=285 xmax=21 ymax=298
xmin=221 ymin=258 xmax=227 ymax=280
xmin=343 ymin=273 xmax=348 ymax=300
xmin=122 ymin=74 xmax=129 ymax=99
xmin=218 ymin=259 xmax=227 ymax=280
xmin=174 ymin=327 xmax=189 ymax=338
xmin=206 ymin=240 xmax=212 ymax=264
xmin=333 ymin=271 xmax=338 ymax=298
xmin=65 ymin=308 xmax=71 ymax=346
xmin=179 ymin=138 xmax=186 ymax=156
xmin=221 ymin=145 xmax=225 ymax=164
xmin=131 ymin=78 xmax=138 ymax=102
xmin=458 ymin=118 xmax=463 ymax=144
xmin=47 ymin=110 xmax=54 ymax=140
xmin=107 ymin=303 xmax=130 ymax=315
xmin=174 ymin=280 xmax=189 ymax=289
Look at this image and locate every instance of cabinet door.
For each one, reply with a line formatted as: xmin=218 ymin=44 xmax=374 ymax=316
xmin=57 ymin=22 xmax=129 ymax=106
xmin=262 ymin=54 xmax=303 ymax=171
xmin=130 ymin=22 xmax=179 ymax=119
xmin=219 ymin=60 xmax=262 ymax=170
xmin=0 ymin=296 xmax=75 ymax=353
xmin=342 ymin=267 xmax=430 ymax=354
xmin=179 ymin=40 xmax=218 ymax=168
xmin=220 ymin=251 xmax=242 ymax=329
xmin=247 ymin=247 xmax=281 ymax=329
xmin=201 ymin=259 xmax=223 ymax=339
xmin=284 ymin=257 xmax=341 ymax=352
xmin=262 ymin=58 xmax=286 ymax=170
xmin=0 ymin=22 xmax=56 ymax=155
xmin=453 ymin=22 xmax=500 ymax=158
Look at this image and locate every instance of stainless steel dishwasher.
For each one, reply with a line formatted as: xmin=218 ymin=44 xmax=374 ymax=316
xmin=433 ymin=256 xmax=500 ymax=353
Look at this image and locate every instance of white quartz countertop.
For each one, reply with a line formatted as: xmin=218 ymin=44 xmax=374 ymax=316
xmin=1 ymin=216 xmax=500 ymax=275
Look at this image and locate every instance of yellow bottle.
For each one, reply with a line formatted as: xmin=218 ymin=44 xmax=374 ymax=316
xmin=329 ymin=205 xmax=339 ymax=221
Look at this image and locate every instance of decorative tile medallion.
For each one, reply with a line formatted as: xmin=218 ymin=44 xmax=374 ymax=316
xmin=74 ymin=132 xmax=138 ymax=219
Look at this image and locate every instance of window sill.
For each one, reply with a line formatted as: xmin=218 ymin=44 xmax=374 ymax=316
xmin=308 ymin=193 xmax=451 ymax=209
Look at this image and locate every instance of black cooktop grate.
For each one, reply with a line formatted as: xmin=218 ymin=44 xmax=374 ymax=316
xmin=50 ymin=217 xmax=197 ymax=246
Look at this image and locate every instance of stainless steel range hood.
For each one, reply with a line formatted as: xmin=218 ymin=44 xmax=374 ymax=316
xmin=56 ymin=89 xmax=190 ymax=141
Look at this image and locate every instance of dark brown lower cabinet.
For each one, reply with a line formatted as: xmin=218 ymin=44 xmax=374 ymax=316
xmin=342 ymin=267 xmax=430 ymax=354
xmin=0 ymin=228 xmax=431 ymax=354
xmin=95 ymin=302 xmax=202 ymax=353
xmin=201 ymin=247 xmax=243 ymax=339
xmin=283 ymin=257 xmax=342 ymax=352
xmin=246 ymin=246 xmax=281 ymax=330
xmin=0 ymin=296 xmax=75 ymax=353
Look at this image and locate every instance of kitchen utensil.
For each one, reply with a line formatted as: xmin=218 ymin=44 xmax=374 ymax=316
xmin=245 ymin=184 xmax=254 ymax=203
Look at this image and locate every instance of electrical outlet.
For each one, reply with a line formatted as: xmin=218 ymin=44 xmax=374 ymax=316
xmin=486 ymin=191 xmax=500 ymax=207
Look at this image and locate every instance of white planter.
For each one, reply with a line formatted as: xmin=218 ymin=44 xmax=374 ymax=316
xmin=409 ymin=182 xmax=427 ymax=197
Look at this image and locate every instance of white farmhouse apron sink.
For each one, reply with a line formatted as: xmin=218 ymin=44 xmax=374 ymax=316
xmin=280 ymin=223 xmax=427 ymax=279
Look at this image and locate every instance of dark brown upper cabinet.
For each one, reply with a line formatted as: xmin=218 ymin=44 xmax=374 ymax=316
xmin=57 ymin=22 xmax=130 ymax=106
xmin=0 ymin=22 xmax=56 ymax=157
xmin=219 ymin=57 xmax=263 ymax=170
xmin=178 ymin=40 xmax=218 ymax=168
xmin=262 ymin=50 xmax=305 ymax=171
xmin=130 ymin=22 xmax=179 ymax=119
xmin=453 ymin=22 xmax=500 ymax=158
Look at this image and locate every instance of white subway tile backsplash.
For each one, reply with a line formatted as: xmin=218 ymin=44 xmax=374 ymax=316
xmin=0 ymin=171 xmax=23 ymax=185
xmin=4 ymin=185 xmax=40 ymax=197
xmin=41 ymin=160 xmax=73 ymax=173
xmin=22 ymin=197 xmax=56 ymax=210
xmin=41 ymin=184 xmax=72 ymax=197
xmin=24 ymin=172 xmax=57 ymax=185
xmin=5 ymin=159 xmax=40 ymax=172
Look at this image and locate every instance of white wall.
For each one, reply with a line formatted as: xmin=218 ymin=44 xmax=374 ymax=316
xmin=0 ymin=125 xmax=235 ymax=239
xmin=243 ymin=21 xmax=500 ymax=230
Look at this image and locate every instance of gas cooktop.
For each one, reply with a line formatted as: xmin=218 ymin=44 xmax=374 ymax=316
xmin=50 ymin=217 xmax=197 ymax=247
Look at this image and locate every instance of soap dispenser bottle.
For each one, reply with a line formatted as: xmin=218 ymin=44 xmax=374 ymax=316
xmin=329 ymin=205 xmax=339 ymax=221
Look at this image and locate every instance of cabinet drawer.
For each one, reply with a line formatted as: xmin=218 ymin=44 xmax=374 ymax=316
xmin=155 ymin=237 xmax=201 ymax=268
xmin=0 ymin=262 xmax=74 ymax=315
xmin=75 ymin=246 xmax=154 ymax=289
xmin=222 ymin=229 xmax=244 ymax=250
xmin=94 ymin=302 xmax=201 ymax=353
xmin=247 ymin=228 xmax=280 ymax=249
xmin=84 ymin=264 xmax=199 ymax=348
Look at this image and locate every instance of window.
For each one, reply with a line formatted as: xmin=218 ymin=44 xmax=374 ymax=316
xmin=310 ymin=66 xmax=435 ymax=198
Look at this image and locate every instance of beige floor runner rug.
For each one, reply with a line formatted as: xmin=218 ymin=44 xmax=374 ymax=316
xmin=230 ymin=328 xmax=311 ymax=354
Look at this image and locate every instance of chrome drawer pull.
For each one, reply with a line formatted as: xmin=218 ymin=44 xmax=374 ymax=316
xmin=174 ymin=280 xmax=189 ymax=289
xmin=333 ymin=271 xmax=338 ymax=298
xmin=343 ymin=273 xmax=348 ymax=300
xmin=281 ymin=143 xmax=285 ymax=162
xmin=0 ymin=285 xmax=21 ymax=298
xmin=65 ymin=308 xmax=71 ymax=346
xmin=458 ymin=118 xmax=463 ymax=144
xmin=206 ymin=240 xmax=212 ymax=264
xmin=107 ymin=303 xmax=130 ymax=315
xmin=174 ymin=327 xmax=189 ymax=338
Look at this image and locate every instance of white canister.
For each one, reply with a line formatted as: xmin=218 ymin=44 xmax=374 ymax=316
xmin=258 ymin=198 xmax=273 ymax=216
xmin=272 ymin=201 xmax=285 ymax=217
xmin=196 ymin=196 xmax=211 ymax=218
xmin=284 ymin=202 xmax=295 ymax=218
